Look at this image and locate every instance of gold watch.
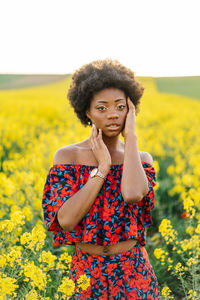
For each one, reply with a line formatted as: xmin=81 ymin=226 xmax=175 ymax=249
xmin=90 ymin=168 xmax=107 ymax=180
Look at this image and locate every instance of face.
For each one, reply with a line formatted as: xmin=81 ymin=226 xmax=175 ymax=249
xmin=86 ymin=88 xmax=128 ymax=135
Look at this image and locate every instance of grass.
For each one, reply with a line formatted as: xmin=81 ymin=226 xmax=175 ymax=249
xmin=0 ymin=74 xmax=70 ymax=90
xmin=154 ymin=76 xmax=200 ymax=100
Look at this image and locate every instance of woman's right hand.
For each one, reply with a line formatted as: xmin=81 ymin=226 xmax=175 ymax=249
xmin=89 ymin=124 xmax=112 ymax=174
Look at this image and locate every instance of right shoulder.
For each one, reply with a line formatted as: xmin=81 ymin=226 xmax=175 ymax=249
xmin=53 ymin=145 xmax=77 ymax=166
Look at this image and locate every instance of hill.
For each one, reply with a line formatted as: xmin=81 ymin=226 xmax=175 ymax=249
xmin=154 ymin=76 xmax=200 ymax=100
xmin=0 ymin=74 xmax=69 ymax=90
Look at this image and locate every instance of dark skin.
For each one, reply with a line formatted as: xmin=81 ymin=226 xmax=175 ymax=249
xmin=54 ymin=87 xmax=152 ymax=256
xmin=86 ymin=88 xmax=149 ymax=202
xmin=74 ymin=88 xmax=149 ymax=255
xmin=86 ymin=87 xmax=129 ymax=155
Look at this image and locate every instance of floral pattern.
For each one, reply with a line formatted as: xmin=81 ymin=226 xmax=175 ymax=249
xmin=42 ymin=161 xmax=157 ymax=247
xmin=68 ymin=241 xmax=160 ymax=299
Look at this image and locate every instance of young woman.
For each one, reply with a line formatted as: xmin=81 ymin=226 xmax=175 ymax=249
xmin=42 ymin=58 xmax=160 ymax=299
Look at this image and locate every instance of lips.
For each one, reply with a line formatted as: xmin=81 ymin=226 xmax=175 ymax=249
xmin=106 ymin=123 xmax=121 ymax=130
xmin=106 ymin=123 xmax=120 ymax=127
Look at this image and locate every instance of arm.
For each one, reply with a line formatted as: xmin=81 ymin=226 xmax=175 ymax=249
xmin=53 ymin=148 xmax=111 ymax=232
xmin=121 ymin=134 xmax=153 ymax=203
xmin=57 ymin=164 xmax=110 ymax=232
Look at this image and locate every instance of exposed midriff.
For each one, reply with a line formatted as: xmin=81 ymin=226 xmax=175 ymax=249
xmin=75 ymin=238 xmax=138 ymax=256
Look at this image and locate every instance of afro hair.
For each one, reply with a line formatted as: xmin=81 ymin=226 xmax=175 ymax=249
xmin=67 ymin=58 xmax=145 ymax=127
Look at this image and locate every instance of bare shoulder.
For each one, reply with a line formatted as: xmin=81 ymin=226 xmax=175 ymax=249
xmin=140 ymin=151 xmax=154 ymax=166
xmin=53 ymin=145 xmax=77 ymax=166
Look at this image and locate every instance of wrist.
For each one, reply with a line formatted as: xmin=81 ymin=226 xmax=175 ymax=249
xmin=98 ymin=164 xmax=110 ymax=176
xmin=124 ymin=133 xmax=137 ymax=141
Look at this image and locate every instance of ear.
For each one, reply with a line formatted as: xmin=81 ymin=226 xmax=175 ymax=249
xmin=86 ymin=110 xmax=91 ymax=119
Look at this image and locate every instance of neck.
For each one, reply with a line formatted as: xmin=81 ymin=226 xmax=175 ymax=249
xmin=101 ymin=134 xmax=124 ymax=152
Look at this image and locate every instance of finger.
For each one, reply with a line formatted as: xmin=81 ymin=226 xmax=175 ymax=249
xmin=93 ymin=124 xmax=99 ymax=148
xmin=97 ymin=128 xmax=102 ymax=139
xmin=90 ymin=137 xmax=95 ymax=150
xmin=90 ymin=125 xmax=96 ymax=148
xmin=128 ymin=97 xmax=135 ymax=110
xmin=98 ymin=129 xmax=105 ymax=145
xmin=92 ymin=124 xmax=97 ymax=138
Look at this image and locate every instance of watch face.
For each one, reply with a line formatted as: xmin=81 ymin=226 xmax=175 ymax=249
xmin=90 ymin=168 xmax=98 ymax=177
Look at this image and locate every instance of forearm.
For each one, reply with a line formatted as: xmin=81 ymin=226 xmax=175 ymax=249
xmin=57 ymin=164 xmax=110 ymax=232
xmin=121 ymin=134 xmax=149 ymax=203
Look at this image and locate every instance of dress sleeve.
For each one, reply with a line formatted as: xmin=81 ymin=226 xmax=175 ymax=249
xmin=136 ymin=162 xmax=157 ymax=228
xmin=42 ymin=165 xmax=77 ymax=232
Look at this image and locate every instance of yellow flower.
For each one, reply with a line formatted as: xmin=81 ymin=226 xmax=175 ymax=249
xmin=153 ymin=248 xmax=167 ymax=265
xmin=187 ymin=257 xmax=197 ymax=267
xmin=10 ymin=209 xmax=25 ymax=226
xmin=39 ymin=250 xmax=57 ymax=269
xmin=159 ymin=219 xmax=177 ymax=244
xmin=6 ymin=246 xmax=22 ymax=267
xmin=57 ymin=252 xmax=72 ymax=271
xmin=175 ymin=262 xmax=185 ymax=277
xmin=186 ymin=226 xmax=194 ymax=235
xmin=22 ymin=206 xmax=33 ymax=222
xmin=183 ymin=197 xmax=195 ymax=218
xmin=0 ymin=220 xmax=15 ymax=233
xmin=25 ymin=290 xmax=39 ymax=300
xmin=0 ymin=274 xmax=19 ymax=298
xmin=58 ymin=277 xmax=75 ymax=296
xmin=21 ymin=261 xmax=47 ymax=290
xmin=188 ymin=289 xmax=197 ymax=299
xmin=20 ymin=224 xmax=46 ymax=253
xmin=161 ymin=286 xmax=174 ymax=299
xmin=154 ymin=248 xmax=165 ymax=260
xmin=77 ymin=274 xmax=90 ymax=291
xmin=195 ymin=223 xmax=200 ymax=234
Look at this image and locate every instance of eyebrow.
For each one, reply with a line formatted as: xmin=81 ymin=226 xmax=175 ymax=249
xmin=96 ymin=98 xmax=126 ymax=103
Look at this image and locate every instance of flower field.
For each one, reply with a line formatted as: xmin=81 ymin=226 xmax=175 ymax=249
xmin=0 ymin=76 xmax=200 ymax=299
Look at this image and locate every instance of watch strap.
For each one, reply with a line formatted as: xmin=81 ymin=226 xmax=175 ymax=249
xmin=96 ymin=169 xmax=107 ymax=180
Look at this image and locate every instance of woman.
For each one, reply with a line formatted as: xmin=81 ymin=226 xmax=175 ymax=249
xmin=42 ymin=58 xmax=160 ymax=299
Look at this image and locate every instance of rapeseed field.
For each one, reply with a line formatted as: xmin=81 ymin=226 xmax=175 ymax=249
xmin=0 ymin=76 xmax=200 ymax=299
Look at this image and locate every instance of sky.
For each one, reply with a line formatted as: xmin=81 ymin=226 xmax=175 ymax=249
xmin=0 ymin=0 xmax=199 ymax=77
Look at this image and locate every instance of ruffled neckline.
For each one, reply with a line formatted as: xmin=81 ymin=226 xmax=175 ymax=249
xmin=49 ymin=161 xmax=152 ymax=171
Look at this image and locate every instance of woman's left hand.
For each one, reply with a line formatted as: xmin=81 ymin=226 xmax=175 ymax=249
xmin=121 ymin=97 xmax=136 ymax=138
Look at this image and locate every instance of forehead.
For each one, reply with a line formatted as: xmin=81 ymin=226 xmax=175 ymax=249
xmin=92 ymin=88 xmax=126 ymax=103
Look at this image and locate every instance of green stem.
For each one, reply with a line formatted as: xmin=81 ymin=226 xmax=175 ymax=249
xmin=179 ymin=273 xmax=188 ymax=300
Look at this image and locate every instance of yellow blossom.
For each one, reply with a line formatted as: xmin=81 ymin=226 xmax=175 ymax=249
xmin=175 ymin=262 xmax=185 ymax=277
xmin=39 ymin=250 xmax=57 ymax=270
xmin=0 ymin=274 xmax=19 ymax=298
xmin=6 ymin=246 xmax=22 ymax=267
xmin=186 ymin=226 xmax=195 ymax=235
xmin=22 ymin=206 xmax=33 ymax=222
xmin=161 ymin=286 xmax=174 ymax=299
xmin=21 ymin=261 xmax=47 ymax=290
xmin=25 ymin=290 xmax=39 ymax=300
xmin=187 ymin=257 xmax=198 ymax=267
xmin=159 ymin=219 xmax=177 ymax=244
xmin=77 ymin=274 xmax=90 ymax=291
xmin=58 ymin=277 xmax=75 ymax=296
xmin=188 ymin=289 xmax=198 ymax=299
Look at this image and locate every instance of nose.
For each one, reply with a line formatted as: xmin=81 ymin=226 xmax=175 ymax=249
xmin=107 ymin=111 xmax=119 ymax=119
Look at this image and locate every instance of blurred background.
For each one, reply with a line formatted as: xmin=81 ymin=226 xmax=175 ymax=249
xmin=0 ymin=0 xmax=200 ymax=299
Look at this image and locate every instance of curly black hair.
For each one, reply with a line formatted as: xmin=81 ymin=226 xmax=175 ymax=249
xmin=67 ymin=58 xmax=145 ymax=127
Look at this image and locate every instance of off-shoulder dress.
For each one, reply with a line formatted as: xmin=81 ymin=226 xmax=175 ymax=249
xmin=42 ymin=161 xmax=160 ymax=299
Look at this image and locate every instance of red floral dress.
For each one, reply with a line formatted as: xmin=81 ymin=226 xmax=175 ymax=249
xmin=42 ymin=161 xmax=160 ymax=299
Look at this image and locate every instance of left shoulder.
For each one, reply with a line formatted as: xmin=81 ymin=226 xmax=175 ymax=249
xmin=140 ymin=151 xmax=153 ymax=166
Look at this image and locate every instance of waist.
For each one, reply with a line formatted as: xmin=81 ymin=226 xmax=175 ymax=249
xmin=75 ymin=238 xmax=138 ymax=256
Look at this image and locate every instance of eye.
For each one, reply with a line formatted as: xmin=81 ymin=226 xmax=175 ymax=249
xmin=97 ymin=106 xmax=105 ymax=111
xmin=97 ymin=105 xmax=126 ymax=111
